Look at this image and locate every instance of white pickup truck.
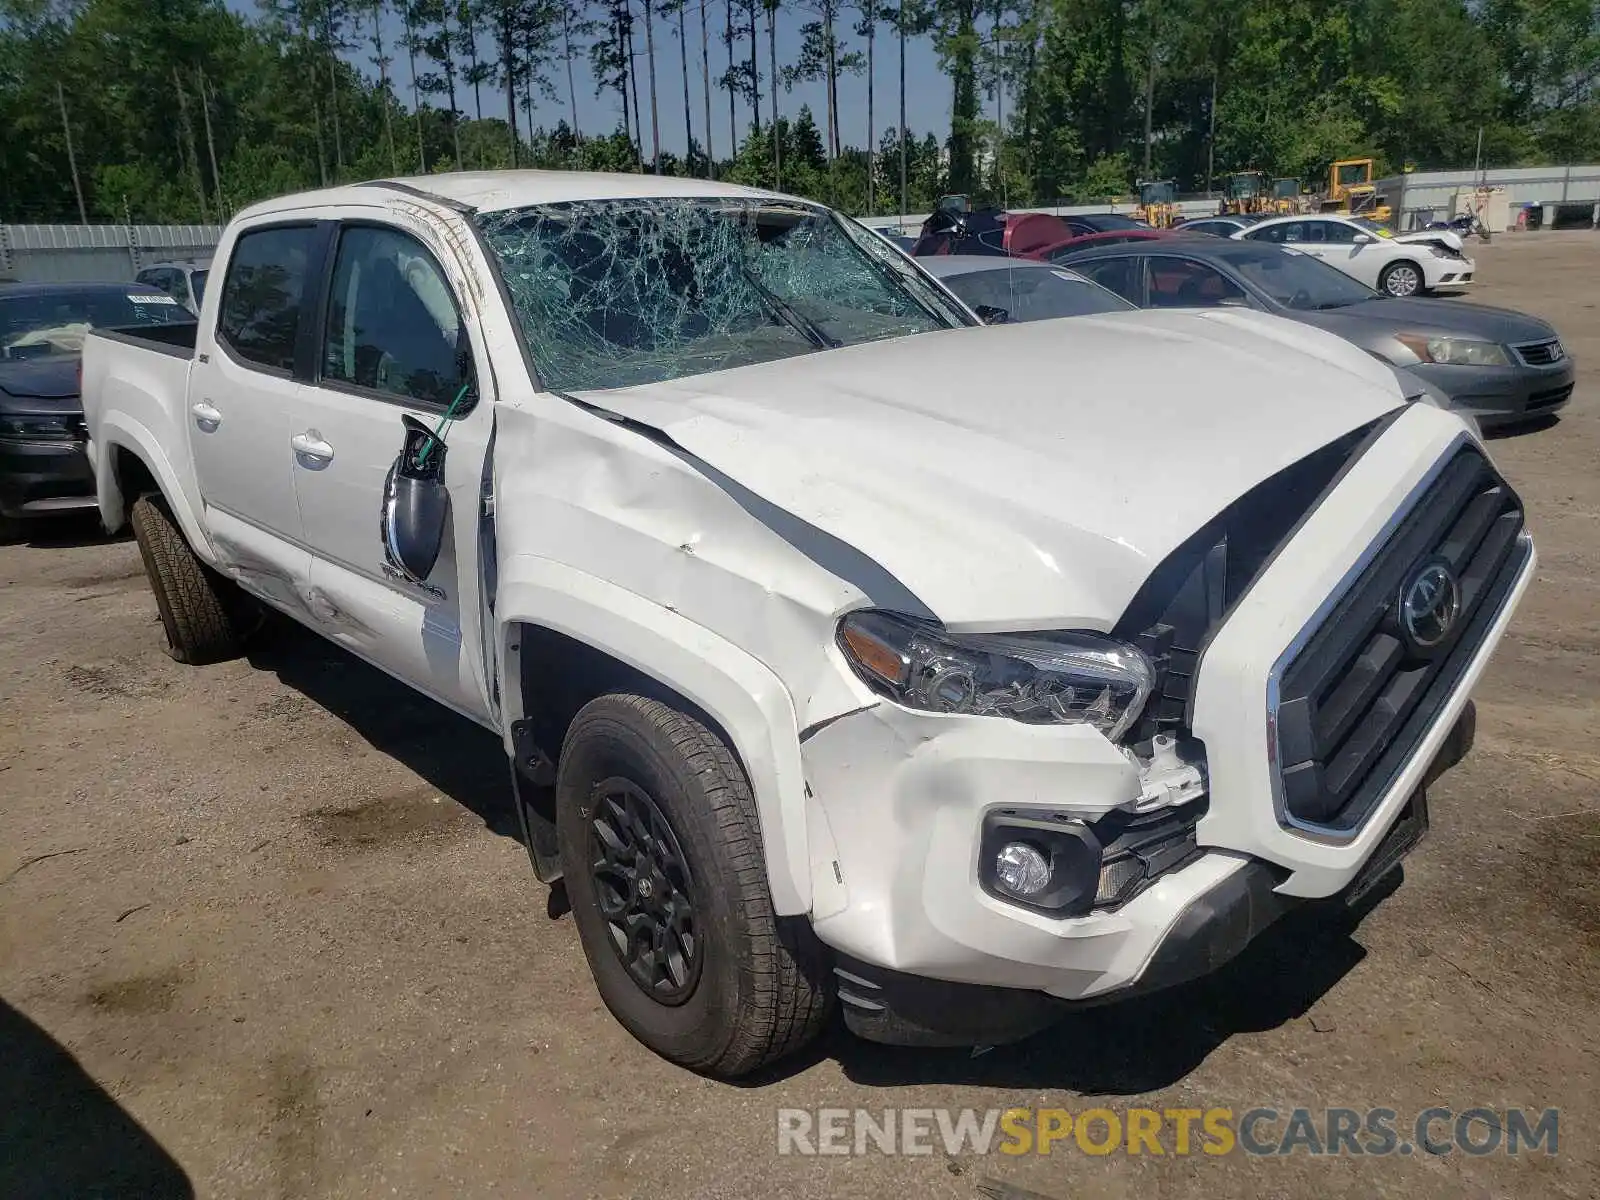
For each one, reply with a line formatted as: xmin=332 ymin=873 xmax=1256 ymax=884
xmin=83 ymin=172 xmax=1533 ymax=1077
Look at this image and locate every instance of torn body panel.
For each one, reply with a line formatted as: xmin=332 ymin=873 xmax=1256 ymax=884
xmin=489 ymin=393 xmax=899 ymax=915
xmin=798 ymin=700 xmax=1231 ymax=997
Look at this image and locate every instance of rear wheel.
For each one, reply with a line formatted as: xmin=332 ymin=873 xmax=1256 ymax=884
xmin=1380 ymin=259 xmax=1423 ymax=297
xmin=556 ymin=693 xmax=833 ymax=1078
xmin=129 ymin=494 xmax=243 ymax=664
xmin=0 ymin=511 xmax=24 ymax=544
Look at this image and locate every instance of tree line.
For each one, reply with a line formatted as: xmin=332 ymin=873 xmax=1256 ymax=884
xmin=1 ymin=0 xmax=1596 ymax=226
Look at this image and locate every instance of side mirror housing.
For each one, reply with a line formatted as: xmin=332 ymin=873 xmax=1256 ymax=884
xmin=381 ymin=414 xmax=452 ymax=584
xmin=1353 ymin=232 xmax=1375 ymax=244
xmin=974 ymin=304 xmax=1011 ymax=325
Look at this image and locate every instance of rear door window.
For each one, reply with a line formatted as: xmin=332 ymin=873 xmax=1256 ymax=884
xmin=217 ymin=226 xmax=317 ymax=373
xmin=1248 ymin=222 xmax=1302 ymax=243
xmin=1147 ymin=258 xmax=1248 ymax=308
xmin=1071 ymin=257 xmax=1143 ymax=304
xmin=1307 ymin=220 xmax=1358 ymax=244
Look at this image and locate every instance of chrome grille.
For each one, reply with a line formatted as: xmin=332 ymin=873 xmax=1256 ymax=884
xmin=1514 ymin=339 xmax=1564 ymax=366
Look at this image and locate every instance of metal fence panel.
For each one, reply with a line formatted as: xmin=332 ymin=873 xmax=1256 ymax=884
xmin=0 ymin=224 xmax=223 ymax=284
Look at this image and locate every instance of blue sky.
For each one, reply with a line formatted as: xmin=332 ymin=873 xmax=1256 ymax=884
xmin=227 ymin=2 xmax=970 ymax=158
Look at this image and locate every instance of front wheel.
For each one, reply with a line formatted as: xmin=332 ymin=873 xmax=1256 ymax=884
xmin=556 ymin=693 xmax=833 ymax=1078
xmin=1380 ymin=259 xmax=1424 ymax=297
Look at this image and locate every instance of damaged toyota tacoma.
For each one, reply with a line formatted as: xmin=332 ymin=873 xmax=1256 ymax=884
xmin=81 ymin=173 xmax=1534 ymax=1077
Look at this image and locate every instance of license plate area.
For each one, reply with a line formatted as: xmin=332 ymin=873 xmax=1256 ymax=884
xmin=1344 ymin=789 xmax=1429 ymax=905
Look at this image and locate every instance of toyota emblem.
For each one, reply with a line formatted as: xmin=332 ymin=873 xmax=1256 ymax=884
xmin=1398 ymin=559 xmax=1462 ymax=652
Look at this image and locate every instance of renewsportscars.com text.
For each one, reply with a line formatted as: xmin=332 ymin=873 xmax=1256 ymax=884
xmin=776 ymin=1106 xmax=1559 ymax=1158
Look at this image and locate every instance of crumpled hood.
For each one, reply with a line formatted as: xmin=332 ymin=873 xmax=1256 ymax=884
xmin=574 ymin=313 xmax=1405 ymax=630
xmin=1392 ymin=228 xmax=1465 ymax=253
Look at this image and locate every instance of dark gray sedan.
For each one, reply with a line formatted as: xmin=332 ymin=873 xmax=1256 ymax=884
xmin=1057 ymin=238 xmax=1574 ymax=428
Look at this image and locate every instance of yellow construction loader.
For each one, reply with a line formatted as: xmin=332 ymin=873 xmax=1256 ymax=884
xmin=1272 ymin=177 xmax=1305 ymax=214
xmin=1136 ymin=179 xmax=1178 ymax=227
xmin=1320 ymin=158 xmax=1392 ymax=224
xmin=1225 ymin=171 xmax=1270 ymax=215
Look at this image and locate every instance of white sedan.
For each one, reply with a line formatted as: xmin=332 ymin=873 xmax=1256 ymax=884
xmin=1234 ymin=214 xmax=1474 ymax=297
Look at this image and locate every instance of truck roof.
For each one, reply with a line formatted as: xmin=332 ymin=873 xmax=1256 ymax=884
xmin=234 ymin=170 xmax=786 ymax=222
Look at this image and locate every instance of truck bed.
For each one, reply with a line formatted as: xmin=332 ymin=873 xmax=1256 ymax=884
xmin=91 ymin=321 xmax=199 ymax=358
xmin=81 ymin=323 xmax=202 ymax=534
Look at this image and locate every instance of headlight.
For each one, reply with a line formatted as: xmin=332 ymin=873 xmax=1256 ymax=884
xmin=837 ymin=609 xmax=1154 ymax=741
xmin=1395 ymin=334 xmax=1510 ymax=367
xmin=0 ymin=413 xmax=77 ymax=440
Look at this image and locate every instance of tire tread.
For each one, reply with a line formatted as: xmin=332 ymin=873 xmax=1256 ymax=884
xmin=562 ymin=693 xmax=833 ymax=1077
xmin=130 ymin=494 xmax=240 ymax=664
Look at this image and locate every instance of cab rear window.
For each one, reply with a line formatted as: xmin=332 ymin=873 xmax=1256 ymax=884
xmin=217 ymin=226 xmax=317 ymax=373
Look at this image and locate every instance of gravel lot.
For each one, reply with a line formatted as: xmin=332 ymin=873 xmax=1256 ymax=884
xmin=3 ymin=231 xmax=1597 ymax=1200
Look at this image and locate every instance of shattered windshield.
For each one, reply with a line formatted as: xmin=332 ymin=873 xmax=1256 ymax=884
xmin=476 ymin=197 xmax=968 ymax=392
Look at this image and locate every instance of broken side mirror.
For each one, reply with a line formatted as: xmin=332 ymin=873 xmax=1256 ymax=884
xmin=381 ymin=414 xmax=451 ymax=584
xmin=974 ymin=304 xmax=1010 ymax=325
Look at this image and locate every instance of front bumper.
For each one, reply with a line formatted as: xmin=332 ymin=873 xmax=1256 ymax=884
xmin=1421 ymin=253 xmax=1475 ymax=290
xmin=0 ymin=436 xmax=97 ymax=518
xmin=1409 ymin=358 xmax=1575 ymax=428
xmin=834 ymin=759 xmax=1453 ymax=1047
xmin=798 ymin=406 xmax=1531 ymax=1034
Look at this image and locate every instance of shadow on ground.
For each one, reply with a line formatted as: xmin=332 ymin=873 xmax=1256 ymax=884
xmin=1483 ymin=413 xmax=1560 ymax=439
xmin=812 ymin=881 xmax=1392 ymax=1095
xmin=0 ymin=997 xmax=192 ymax=1199
xmin=5 ymin=510 xmax=128 ymax=549
xmin=246 ymin=620 xmax=524 ymax=844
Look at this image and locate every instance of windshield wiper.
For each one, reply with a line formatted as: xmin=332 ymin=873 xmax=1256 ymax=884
xmin=740 ymin=265 xmax=841 ymax=350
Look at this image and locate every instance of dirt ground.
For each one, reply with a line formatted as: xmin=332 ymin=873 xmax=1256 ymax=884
xmin=3 ymin=231 xmax=1598 ymax=1200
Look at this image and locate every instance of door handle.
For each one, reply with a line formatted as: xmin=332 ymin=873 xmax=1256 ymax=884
xmin=290 ymin=430 xmax=335 ymax=466
xmin=191 ymin=401 xmax=222 ymax=432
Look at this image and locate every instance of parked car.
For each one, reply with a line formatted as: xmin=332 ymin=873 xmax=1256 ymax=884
xmin=134 ymin=259 xmax=211 ymax=315
xmin=1057 ymin=238 xmax=1572 ymax=428
xmin=1238 ymin=215 xmax=1474 ymax=297
xmin=868 ymin=227 xmax=917 ymax=254
xmin=1 ymin=282 xmax=195 ymax=538
xmin=917 ymin=256 xmax=1136 ymax=322
xmin=1180 ymin=215 xmax=1266 ymax=237
xmin=85 ymin=172 xmax=1529 ymax=1077
xmin=915 ymin=205 xmax=1180 ymax=260
xmin=1058 ymin=211 xmax=1149 ymax=235
xmin=1040 ymin=228 xmax=1183 ymax=258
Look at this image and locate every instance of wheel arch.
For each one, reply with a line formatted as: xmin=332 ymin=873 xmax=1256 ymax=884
xmin=497 ymin=560 xmax=812 ymax=916
xmin=95 ymin=416 xmax=210 ymax=555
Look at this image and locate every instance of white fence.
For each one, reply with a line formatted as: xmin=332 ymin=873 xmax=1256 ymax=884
xmin=0 ymin=224 xmax=222 ymax=284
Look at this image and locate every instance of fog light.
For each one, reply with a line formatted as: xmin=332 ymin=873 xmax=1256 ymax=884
xmin=994 ymin=842 xmax=1052 ymax=896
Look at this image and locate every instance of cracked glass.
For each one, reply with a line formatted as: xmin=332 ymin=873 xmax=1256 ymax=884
xmin=476 ymin=198 xmax=968 ymax=393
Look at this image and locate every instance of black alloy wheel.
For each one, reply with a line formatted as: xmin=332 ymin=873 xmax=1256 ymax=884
xmin=588 ymin=777 xmax=703 ymax=1003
